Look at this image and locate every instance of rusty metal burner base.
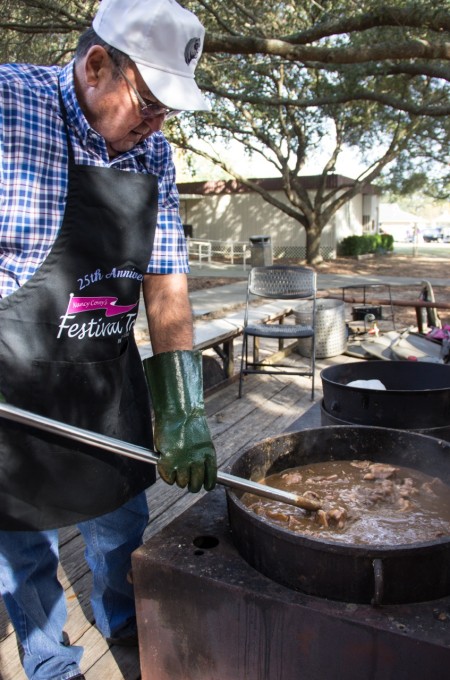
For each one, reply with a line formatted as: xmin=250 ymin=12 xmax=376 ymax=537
xmin=132 ymin=489 xmax=450 ymax=680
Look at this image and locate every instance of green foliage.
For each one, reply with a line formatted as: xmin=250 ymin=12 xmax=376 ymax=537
xmin=380 ymin=233 xmax=394 ymax=251
xmin=0 ymin=1 xmax=96 ymax=64
xmin=338 ymin=233 xmax=393 ymax=256
xmin=338 ymin=235 xmax=369 ymax=256
xmin=0 ymin=0 xmax=448 ymax=261
xmin=179 ymin=1 xmax=450 ymax=261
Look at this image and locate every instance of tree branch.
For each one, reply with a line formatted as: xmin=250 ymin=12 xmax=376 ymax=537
xmin=201 ymin=84 xmax=450 ymax=117
xmin=204 ymin=34 xmax=450 ymax=63
xmin=281 ymin=6 xmax=450 ymax=44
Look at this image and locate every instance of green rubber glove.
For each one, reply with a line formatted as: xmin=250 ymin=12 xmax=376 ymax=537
xmin=143 ymin=350 xmax=217 ymax=493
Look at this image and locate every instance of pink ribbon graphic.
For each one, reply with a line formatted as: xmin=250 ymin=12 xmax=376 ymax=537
xmin=67 ymin=296 xmax=138 ymax=318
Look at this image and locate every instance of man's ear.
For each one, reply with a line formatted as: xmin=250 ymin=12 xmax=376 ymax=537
xmin=84 ymin=46 xmax=112 ymax=87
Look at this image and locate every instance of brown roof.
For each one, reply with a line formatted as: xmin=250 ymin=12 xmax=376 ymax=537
xmin=177 ymin=175 xmax=381 ymax=196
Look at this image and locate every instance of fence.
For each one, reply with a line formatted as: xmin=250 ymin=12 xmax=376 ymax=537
xmin=187 ymin=239 xmax=335 ymax=266
xmin=187 ymin=239 xmax=251 ymax=268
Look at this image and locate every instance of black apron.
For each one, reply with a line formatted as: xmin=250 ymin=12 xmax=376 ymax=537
xmin=0 ymin=95 xmax=159 ymax=530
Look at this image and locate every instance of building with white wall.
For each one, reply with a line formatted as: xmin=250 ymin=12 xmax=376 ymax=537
xmin=378 ymin=203 xmax=428 ymax=242
xmin=178 ymin=175 xmax=380 ymax=259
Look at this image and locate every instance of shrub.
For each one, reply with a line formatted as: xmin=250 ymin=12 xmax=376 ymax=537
xmin=338 ymin=233 xmax=393 ymax=256
xmin=379 ymin=233 xmax=394 ymax=251
xmin=338 ymin=235 xmax=363 ymax=256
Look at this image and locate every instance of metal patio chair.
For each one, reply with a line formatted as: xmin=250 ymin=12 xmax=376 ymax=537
xmin=238 ymin=265 xmax=317 ymax=400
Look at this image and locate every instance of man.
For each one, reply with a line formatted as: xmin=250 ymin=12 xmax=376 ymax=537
xmin=0 ymin=1 xmax=216 ymax=678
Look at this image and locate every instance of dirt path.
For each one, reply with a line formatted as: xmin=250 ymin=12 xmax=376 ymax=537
xmin=317 ymin=255 xmax=449 ymax=328
xmin=315 ymin=254 xmax=449 ymax=279
xmin=189 ymin=254 xmax=449 ymax=288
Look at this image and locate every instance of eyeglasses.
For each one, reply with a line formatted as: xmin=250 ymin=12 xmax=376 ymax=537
xmin=118 ymin=66 xmax=179 ymax=120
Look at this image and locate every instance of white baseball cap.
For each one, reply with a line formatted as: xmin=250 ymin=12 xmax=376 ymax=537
xmin=93 ymin=0 xmax=211 ymax=112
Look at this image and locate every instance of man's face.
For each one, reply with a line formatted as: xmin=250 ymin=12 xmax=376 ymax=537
xmin=77 ymin=48 xmax=170 ymax=158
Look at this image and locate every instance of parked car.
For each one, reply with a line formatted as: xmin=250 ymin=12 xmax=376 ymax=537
xmin=423 ymin=228 xmax=444 ymax=242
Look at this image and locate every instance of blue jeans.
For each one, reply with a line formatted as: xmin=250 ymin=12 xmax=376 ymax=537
xmin=0 ymin=492 xmax=149 ymax=680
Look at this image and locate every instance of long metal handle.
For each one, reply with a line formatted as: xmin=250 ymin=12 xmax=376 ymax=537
xmin=0 ymin=402 xmax=321 ymax=511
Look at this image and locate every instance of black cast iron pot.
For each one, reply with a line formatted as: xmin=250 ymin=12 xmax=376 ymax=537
xmin=321 ymin=361 xmax=450 ymax=429
xmin=320 ymin=400 xmax=450 ymax=442
xmin=226 ymin=426 xmax=450 ymax=605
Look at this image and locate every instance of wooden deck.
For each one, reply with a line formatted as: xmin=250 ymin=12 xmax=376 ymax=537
xmin=0 ymin=352 xmax=355 ymax=680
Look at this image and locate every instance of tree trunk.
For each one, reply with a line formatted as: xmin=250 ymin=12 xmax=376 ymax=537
xmin=305 ymin=224 xmax=322 ymax=265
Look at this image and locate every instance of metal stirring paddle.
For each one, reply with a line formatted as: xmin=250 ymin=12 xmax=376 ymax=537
xmin=0 ymin=402 xmax=321 ymax=512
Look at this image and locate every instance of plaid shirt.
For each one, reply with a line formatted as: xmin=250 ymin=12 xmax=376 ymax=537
xmin=0 ymin=60 xmax=189 ymax=298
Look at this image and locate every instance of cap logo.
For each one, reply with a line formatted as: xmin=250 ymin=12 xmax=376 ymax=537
xmin=185 ymin=37 xmax=201 ymax=65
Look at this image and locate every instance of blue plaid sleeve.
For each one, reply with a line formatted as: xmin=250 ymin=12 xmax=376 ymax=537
xmin=146 ymin=139 xmax=189 ymax=275
xmin=147 ymin=208 xmax=190 ymax=275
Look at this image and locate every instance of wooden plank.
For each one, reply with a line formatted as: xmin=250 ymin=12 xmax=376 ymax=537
xmin=223 ymin=302 xmax=292 ymax=327
xmin=211 ymin=380 xmax=318 ymax=464
xmin=193 ymin=319 xmax=242 ymax=349
xmin=0 ymin=633 xmax=26 ymax=679
xmin=207 ymin=375 xmax=287 ymax=440
xmin=80 ymin=628 xmax=140 ymax=680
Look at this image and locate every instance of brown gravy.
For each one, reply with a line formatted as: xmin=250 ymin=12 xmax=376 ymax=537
xmin=243 ymin=460 xmax=450 ymax=545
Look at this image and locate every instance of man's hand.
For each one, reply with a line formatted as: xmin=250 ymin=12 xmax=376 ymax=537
xmin=143 ymin=350 xmax=217 ymax=492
